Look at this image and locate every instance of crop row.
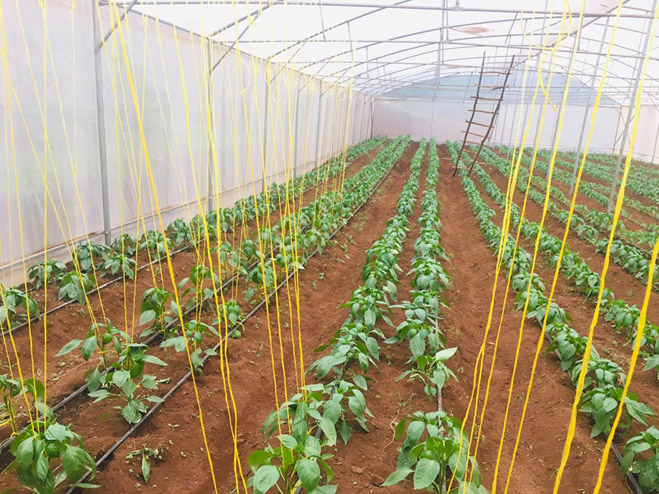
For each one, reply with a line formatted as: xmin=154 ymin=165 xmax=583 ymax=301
xmin=383 ymin=141 xmax=487 ymax=494
xmin=468 ymin=152 xmax=659 ymax=383
xmin=554 ymin=150 xmax=659 ymax=223
xmin=535 ymin=148 xmax=659 ymax=240
xmin=246 ymin=138 xmax=423 ymax=493
xmin=0 ymin=136 xmax=392 ymax=443
xmin=494 ymin=145 xmax=658 ymax=249
xmin=448 ymin=141 xmax=659 ymax=493
xmin=0 ymin=136 xmax=405 ymax=493
xmin=570 ymin=151 xmax=659 ymax=204
xmin=0 ymin=137 xmax=385 ymax=334
xmin=471 ymin=146 xmax=659 ymax=370
xmin=475 ymin=145 xmax=659 ymax=294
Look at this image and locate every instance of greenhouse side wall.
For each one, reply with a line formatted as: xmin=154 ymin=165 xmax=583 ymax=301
xmin=0 ymin=0 xmax=371 ymax=286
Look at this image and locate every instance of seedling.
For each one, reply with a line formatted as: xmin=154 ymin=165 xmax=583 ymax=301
xmin=126 ymin=445 xmax=163 ymax=483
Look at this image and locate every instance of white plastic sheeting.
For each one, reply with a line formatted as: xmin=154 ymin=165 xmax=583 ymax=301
xmin=373 ymin=99 xmax=619 ymax=155
xmin=0 ymin=0 xmax=371 ymax=285
xmin=3 ymin=0 xmax=659 ymax=283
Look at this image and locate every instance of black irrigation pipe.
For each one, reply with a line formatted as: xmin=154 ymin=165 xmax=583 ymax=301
xmin=0 ymin=251 xmax=253 ymax=455
xmin=0 ymin=143 xmax=388 ymax=455
xmin=1 ymin=145 xmax=383 ymax=339
xmin=64 ymin=144 xmax=404 ymax=493
xmin=0 ymin=144 xmax=387 ymax=454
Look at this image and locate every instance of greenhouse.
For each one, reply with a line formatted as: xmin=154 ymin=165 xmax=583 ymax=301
xmin=1 ymin=0 xmax=659 ymax=493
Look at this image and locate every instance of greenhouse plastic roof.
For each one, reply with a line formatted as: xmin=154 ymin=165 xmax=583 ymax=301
xmin=102 ymin=0 xmax=659 ymax=106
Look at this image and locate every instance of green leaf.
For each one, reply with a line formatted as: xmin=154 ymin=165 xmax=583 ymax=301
xmin=319 ymin=417 xmax=337 ymax=446
xmin=382 ymin=467 xmax=413 ymax=486
xmin=15 ymin=436 xmax=34 ymax=470
xmin=435 ymin=347 xmax=457 ymax=361
xmin=309 ymin=486 xmax=337 ymax=494
xmin=44 ymin=423 xmax=68 ymax=442
xmin=352 ymin=374 xmax=368 ymax=390
xmin=323 ymin=400 xmax=341 ymax=424
xmin=143 ymin=355 xmax=168 ymax=367
xmin=35 ymin=451 xmax=50 ymax=481
xmin=247 ymin=449 xmax=271 ymax=471
xmin=364 ymin=309 xmax=376 ymax=327
xmin=644 ymin=354 xmax=659 ymax=371
xmin=339 ymin=420 xmax=352 ymax=444
xmin=62 ymin=445 xmax=88 ymax=483
xmin=112 ymin=370 xmax=130 ymax=389
xmin=81 ymin=336 xmax=98 ymax=361
xmin=253 ymin=465 xmax=279 ymax=494
xmin=142 ymin=454 xmax=151 ymax=483
xmin=56 ymin=339 xmax=82 ymax=357
xmin=139 ymin=309 xmax=156 ymax=326
xmin=413 ymin=458 xmax=440 ymax=490
xmin=410 ymin=333 xmax=425 ymax=357
xmin=297 ymin=459 xmax=321 ymax=492
xmin=407 ymin=420 xmax=425 ymax=443
xmin=278 ymin=434 xmax=297 ymax=450
xmin=122 ymin=400 xmax=144 ymax=424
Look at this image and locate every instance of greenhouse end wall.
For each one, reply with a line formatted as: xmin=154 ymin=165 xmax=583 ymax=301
xmin=372 ymin=98 xmax=656 ymax=159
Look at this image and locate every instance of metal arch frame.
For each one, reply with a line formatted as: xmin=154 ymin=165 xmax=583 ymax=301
xmin=103 ymin=0 xmax=658 ymax=20
xmin=95 ymin=0 xmax=659 ymax=147
xmin=330 ymin=42 xmax=654 ymax=106
xmin=364 ymin=58 xmax=653 ymax=105
xmin=99 ymin=0 xmax=659 ymax=105
xmin=349 ymin=40 xmax=659 ymax=105
xmin=290 ymin=1 xmax=629 ymax=93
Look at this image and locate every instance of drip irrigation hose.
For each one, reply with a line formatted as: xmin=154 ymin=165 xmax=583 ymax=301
xmin=0 ymin=143 xmax=388 ymax=453
xmin=62 ymin=142 xmax=402 ymax=493
xmin=1 ymin=144 xmax=382 ymax=338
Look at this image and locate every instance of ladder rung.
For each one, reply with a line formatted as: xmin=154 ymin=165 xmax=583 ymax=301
xmin=474 ymin=84 xmax=505 ymax=89
xmin=469 ymin=108 xmax=498 ymax=115
xmin=462 ymin=130 xmax=488 ymax=138
xmin=470 ymin=96 xmax=501 ymax=101
xmin=466 ymin=120 xmax=491 ymax=128
xmin=483 ymin=70 xmax=509 ymax=75
xmin=465 ymin=140 xmax=484 ymax=146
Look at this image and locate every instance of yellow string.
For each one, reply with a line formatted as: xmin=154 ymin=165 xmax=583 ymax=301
xmin=553 ymin=5 xmax=659 ymax=490
xmin=505 ymin=1 xmax=625 ymax=489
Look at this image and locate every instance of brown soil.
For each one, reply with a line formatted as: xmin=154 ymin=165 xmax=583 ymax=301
xmin=520 ymin=149 xmax=658 ymax=228
xmin=436 ymin=145 xmax=631 ymax=494
xmin=0 ymin=146 xmax=382 ymax=445
xmin=1 ymin=141 xmax=642 ymax=494
xmin=35 ymin=143 xmax=419 ymax=493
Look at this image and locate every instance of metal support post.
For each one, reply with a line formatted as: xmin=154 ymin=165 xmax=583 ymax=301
xmin=607 ymin=0 xmax=656 ymax=212
xmin=652 ymin=119 xmax=659 ymax=163
xmin=293 ymin=82 xmax=302 ymax=179
xmin=206 ymin=41 xmax=215 ymax=213
xmin=262 ymin=74 xmax=271 ymax=193
xmin=314 ymin=85 xmax=323 ymax=169
xmin=547 ymin=33 xmax=581 ymax=180
xmin=92 ymin=0 xmax=112 ymax=246
xmin=570 ymin=16 xmax=609 ymax=195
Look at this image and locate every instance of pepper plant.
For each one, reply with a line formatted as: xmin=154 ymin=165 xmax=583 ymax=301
xmin=5 ymin=421 xmax=97 ymax=493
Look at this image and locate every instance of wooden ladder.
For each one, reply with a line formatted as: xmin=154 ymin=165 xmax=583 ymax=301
xmin=452 ymin=54 xmax=515 ymax=176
